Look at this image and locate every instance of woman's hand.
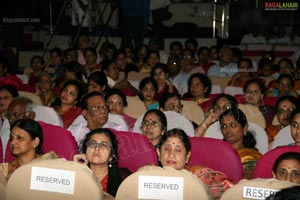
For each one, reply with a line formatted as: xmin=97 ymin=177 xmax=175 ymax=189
xmin=73 ymin=154 xmax=89 ymax=165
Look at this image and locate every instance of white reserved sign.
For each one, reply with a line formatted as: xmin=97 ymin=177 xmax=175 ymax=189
xmin=243 ymin=186 xmax=279 ymax=199
xmin=30 ymin=167 xmax=75 ymax=194
xmin=138 ymin=175 xmax=184 ymax=200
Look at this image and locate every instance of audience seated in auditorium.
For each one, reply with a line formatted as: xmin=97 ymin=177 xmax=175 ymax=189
xmin=140 ymin=109 xmax=167 ymax=148
xmin=208 ymin=45 xmax=219 ymax=65
xmin=227 ymin=58 xmax=253 ymax=87
xmin=73 ymin=128 xmax=130 ymax=197
xmin=157 ymin=128 xmax=233 ymax=199
xmin=53 ymin=80 xmax=84 ymax=129
xmin=87 ymin=71 xmax=109 ymax=95
xmin=101 ymin=60 xmax=119 ymax=88
xmin=183 ymin=73 xmax=211 ymax=105
xmin=207 ymin=46 xmax=238 ymax=77
xmin=272 ymin=152 xmax=300 ymax=184
xmin=266 ymin=96 xmax=298 ymax=145
xmin=44 ymin=47 xmax=65 ymax=80
xmin=35 ymin=72 xmax=58 ymax=106
xmin=25 ymin=55 xmax=45 ymax=86
xmin=0 ymin=85 xmax=18 ymax=131
xmin=138 ymin=77 xmax=159 ymax=110
xmin=151 ymin=63 xmax=177 ymax=101
xmin=99 ymin=42 xmax=116 ymax=62
xmin=240 ymin=24 xmax=267 ymax=44
xmin=0 ymin=119 xmax=58 ymax=182
xmin=219 ymin=108 xmax=261 ymax=179
xmin=114 ymin=49 xmax=138 ymax=76
xmin=243 ymin=78 xmax=276 ymax=125
xmin=196 ymin=46 xmax=215 ymax=74
xmin=140 ymin=50 xmax=160 ymax=73
xmin=268 ymin=25 xmax=290 ymax=45
xmin=76 ymin=33 xmax=101 ymax=65
xmin=133 ymin=45 xmax=148 ymax=71
xmin=167 ymin=55 xmax=190 ymax=96
xmin=181 ymin=48 xmax=204 ymax=74
xmin=288 ymin=108 xmax=300 ymax=147
xmin=105 ymin=89 xmax=136 ymax=131
xmin=68 ymin=91 xmax=125 ymax=145
xmin=266 ymin=74 xmax=298 ymax=98
xmin=82 ymin=47 xmax=101 ymax=81
xmin=195 ymin=94 xmax=238 ymax=137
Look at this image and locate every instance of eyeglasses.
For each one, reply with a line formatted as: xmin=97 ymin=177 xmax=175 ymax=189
xmin=277 ymin=108 xmax=294 ymax=116
xmin=86 ymin=141 xmax=112 ymax=150
xmin=6 ymin=111 xmax=32 ymax=120
xmin=89 ymin=105 xmax=109 ymax=112
xmin=209 ymin=104 xmax=231 ymax=114
xmin=141 ymin=120 xmax=162 ymax=128
xmin=182 ymin=55 xmax=192 ymax=59
xmin=164 ymin=104 xmax=183 ymax=111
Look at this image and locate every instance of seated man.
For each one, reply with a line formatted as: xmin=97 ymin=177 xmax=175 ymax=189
xmin=68 ymin=91 xmax=128 ymax=145
xmin=1 ymin=96 xmax=77 ymax=162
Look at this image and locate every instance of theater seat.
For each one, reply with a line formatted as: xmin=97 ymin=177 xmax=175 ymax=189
xmin=115 ymin=166 xmax=210 ymax=200
xmin=253 ymin=146 xmax=300 ymax=179
xmin=112 ymin=130 xmax=158 ymax=172
xmin=189 ymin=137 xmax=243 ymax=183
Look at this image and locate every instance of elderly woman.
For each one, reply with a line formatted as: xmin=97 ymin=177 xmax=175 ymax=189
xmin=219 ymin=108 xmax=261 ymax=179
xmin=35 ymin=72 xmax=57 ymax=106
xmin=105 ymin=89 xmax=136 ymax=131
xmin=73 ymin=128 xmax=130 ymax=197
xmin=54 ymin=79 xmax=85 ymax=129
xmin=157 ymin=128 xmax=233 ymax=199
xmin=0 ymin=119 xmax=57 ymax=181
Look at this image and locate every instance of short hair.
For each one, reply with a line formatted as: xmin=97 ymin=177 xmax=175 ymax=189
xmin=30 ymin=55 xmax=45 ymax=66
xmin=49 ymin=47 xmax=62 ymax=57
xmin=105 ymin=88 xmax=128 ymax=107
xmin=142 ymin=109 xmax=167 ymax=133
xmin=158 ymin=128 xmax=191 ymax=152
xmin=150 ymin=63 xmax=169 ymax=78
xmin=243 ymin=78 xmax=266 ymax=94
xmin=81 ymin=91 xmax=104 ymax=110
xmin=159 ymin=93 xmax=181 ymax=109
xmin=0 ymin=84 xmax=19 ymax=97
xmin=187 ymin=73 xmax=212 ymax=97
xmin=238 ymin=57 xmax=253 ymax=69
xmin=197 ymin=46 xmax=209 ymax=55
xmin=9 ymin=96 xmax=36 ymax=113
xmin=185 ymin=38 xmax=198 ymax=49
xmin=10 ymin=119 xmax=43 ymax=154
xmin=169 ymin=41 xmax=183 ymax=50
xmin=273 ymin=152 xmax=300 ymax=173
xmin=88 ymin=71 xmax=108 ymax=88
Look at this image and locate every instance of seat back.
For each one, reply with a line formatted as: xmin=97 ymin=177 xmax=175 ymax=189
xmin=272 ymin=125 xmax=294 ymax=149
xmin=220 ymin=178 xmax=297 ymax=200
xmin=224 ymin=86 xmax=244 ymax=96
xmin=188 ymin=137 xmax=243 ymax=183
xmin=238 ymin=104 xmax=266 ymax=129
xmin=124 ymin=96 xmax=147 ymax=119
xmin=253 ymin=146 xmax=300 ymax=179
xmin=211 ymin=84 xmax=222 ymax=94
xmin=205 ymin=121 xmax=269 ymax=154
xmin=210 ymin=77 xmax=232 ymax=93
xmin=35 ymin=105 xmax=63 ymax=127
xmin=127 ymin=71 xmax=150 ymax=82
xmin=115 ymin=165 xmax=210 ymax=200
xmin=6 ymin=159 xmax=104 ymax=200
xmin=181 ymin=100 xmax=205 ymax=125
xmin=39 ymin=121 xmax=78 ymax=160
xmin=113 ymin=130 xmax=158 ymax=172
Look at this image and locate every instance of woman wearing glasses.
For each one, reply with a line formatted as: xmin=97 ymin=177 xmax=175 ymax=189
xmin=73 ymin=128 xmax=130 ymax=197
xmin=140 ymin=109 xmax=167 ymax=148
